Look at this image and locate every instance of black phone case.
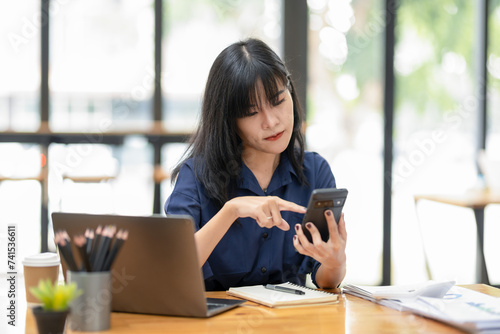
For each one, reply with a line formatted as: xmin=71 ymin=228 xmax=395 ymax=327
xmin=301 ymin=188 xmax=348 ymax=243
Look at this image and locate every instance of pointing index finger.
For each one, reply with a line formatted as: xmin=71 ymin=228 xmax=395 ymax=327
xmin=275 ymin=197 xmax=307 ymax=214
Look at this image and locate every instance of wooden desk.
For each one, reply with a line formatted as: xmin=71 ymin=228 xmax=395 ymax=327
xmin=22 ymin=285 xmax=499 ymax=333
xmin=415 ymin=190 xmax=500 ymax=285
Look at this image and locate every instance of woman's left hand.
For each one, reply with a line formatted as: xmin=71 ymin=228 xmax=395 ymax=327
xmin=293 ymin=210 xmax=347 ymax=273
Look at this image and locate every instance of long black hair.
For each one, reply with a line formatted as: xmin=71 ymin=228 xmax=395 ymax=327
xmin=171 ymin=38 xmax=307 ymax=207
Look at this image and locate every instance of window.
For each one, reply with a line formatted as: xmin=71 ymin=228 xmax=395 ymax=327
xmin=161 ymin=0 xmax=282 ymax=132
xmin=50 ymin=0 xmax=155 ymax=131
xmin=394 ymin=1 xmax=498 ymax=284
xmin=1 ymin=1 xmax=40 ymax=131
xmin=485 ymin=0 xmax=500 ymax=284
xmin=307 ymin=0 xmax=384 ymax=285
xmin=0 ymin=1 xmax=42 ymax=268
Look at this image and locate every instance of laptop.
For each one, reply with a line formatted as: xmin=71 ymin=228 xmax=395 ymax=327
xmin=51 ymin=212 xmax=245 ymax=317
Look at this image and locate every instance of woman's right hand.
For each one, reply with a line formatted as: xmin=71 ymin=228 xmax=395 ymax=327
xmin=224 ymin=196 xmax=307 ymax=231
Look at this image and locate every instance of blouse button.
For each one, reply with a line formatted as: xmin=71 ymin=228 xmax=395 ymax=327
xmin=261 ymin=266 xmax=267 ymax=273
xmin=262 ymin=232 xmax=268 ymax=239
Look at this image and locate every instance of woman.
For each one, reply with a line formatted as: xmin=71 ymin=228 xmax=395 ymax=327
xmin=165 ymin=38 xmax=346 ymax=291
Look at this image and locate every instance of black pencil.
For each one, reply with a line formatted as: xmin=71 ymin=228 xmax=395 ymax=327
xmin=74 ymin=234 xmax=92 ymax=272
xmin=85 ymin=228 xmax=94 ymax=256
xmin=63 ymin=231 xmax=78 ymax=270
xmin=54 ymin=231 xmax=78 ymax=272
xmin=89 ymin=225 xmax=102 ymax=268
xmin=93 ymin=225 xmax=116 ymax=272
xmin=62 ymin=231 xmax=80 ymax=272
xmin=102 ymin=229 xmax=128 ymax=271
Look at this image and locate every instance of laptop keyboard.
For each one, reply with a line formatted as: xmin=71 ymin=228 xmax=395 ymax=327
xmin=207 ymin=302 xmax=225 ymax=311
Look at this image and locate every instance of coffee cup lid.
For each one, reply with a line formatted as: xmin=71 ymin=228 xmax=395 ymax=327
xmin=22 ymin=253 xmax=60 ymax=267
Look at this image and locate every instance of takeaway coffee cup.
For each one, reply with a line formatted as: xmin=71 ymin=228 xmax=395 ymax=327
xmin=22 ymin=253 xmax=60 ymax=304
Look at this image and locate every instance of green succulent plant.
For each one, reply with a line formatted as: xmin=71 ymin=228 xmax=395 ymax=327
xmin=29 ymin=279 xmax=82 ymax=311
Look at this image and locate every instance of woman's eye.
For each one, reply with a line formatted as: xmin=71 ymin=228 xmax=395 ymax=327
xmin=246 ymin=110 xmax=258 ymax=117
xmin=272 ymin=98 xmax=285 ymax=106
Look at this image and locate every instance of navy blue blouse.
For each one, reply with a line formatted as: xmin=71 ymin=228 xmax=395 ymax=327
xmin=164 ymin=151 xmax=336 ymax=291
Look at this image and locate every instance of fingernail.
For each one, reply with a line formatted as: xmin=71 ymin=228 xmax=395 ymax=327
xmin=326 ymin=210 xmax=332 ymax=216
xmin=306 ymin=222 xmax=312 ymax=229
xmin=293 ymin=235 xmax=297 ymax=241
xmin=295 ymin=224 xmax=300 ymax=231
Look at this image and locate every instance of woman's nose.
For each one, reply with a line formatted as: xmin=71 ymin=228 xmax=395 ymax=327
xmin=261 ymin=107 xmax=279 ymax=128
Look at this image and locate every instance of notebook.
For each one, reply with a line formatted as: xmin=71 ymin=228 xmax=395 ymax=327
xmin=51 ymin=212 xmax=245 ymax=318
xmin=227 ymin=282 xmax=338 ymax=308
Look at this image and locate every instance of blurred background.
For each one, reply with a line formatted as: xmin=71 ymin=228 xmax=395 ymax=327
xmin=1 ymin=0 xmax=500 ymax=287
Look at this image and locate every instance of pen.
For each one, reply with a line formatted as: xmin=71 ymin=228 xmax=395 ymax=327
xmin=265 ymin=284 xmax=305 ymax=295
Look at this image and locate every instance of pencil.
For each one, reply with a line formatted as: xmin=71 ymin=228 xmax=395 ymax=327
xmin=73 ymin=234 xmax=92 ymax=272
xmin=102 ymin=229 xmax=128 ymax=271
xmin=54 ymin=231 xmax=78 ymax=272
xmin=62 ymin=230 xmax=80 ymax=272
xmin=85 ymin=228 xmax=94 ymax=256
xmin=89 ymin=225 xmax=103 ymax=268
xmin=62 ymin=230 xmax=78 ymax=270
xmin=93 ymin=225 xmax=116 ymax=272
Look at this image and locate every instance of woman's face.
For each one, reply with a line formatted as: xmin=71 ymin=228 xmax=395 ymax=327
xmin=236 ymin=79 xmax=294 ymax=157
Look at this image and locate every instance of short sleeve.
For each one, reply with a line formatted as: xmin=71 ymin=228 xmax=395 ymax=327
xmin=164 ymin=162 xmax=214 ymax=279
xmin=164 ymin=163 xmax=202 ymax=226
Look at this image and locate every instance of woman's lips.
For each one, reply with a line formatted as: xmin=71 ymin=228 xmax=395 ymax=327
xmin=265 ymin=131 xmax=284 ymax=141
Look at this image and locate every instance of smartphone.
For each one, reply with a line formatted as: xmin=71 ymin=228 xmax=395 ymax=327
xmin=301 ymin=188 xmax=348 ymax=243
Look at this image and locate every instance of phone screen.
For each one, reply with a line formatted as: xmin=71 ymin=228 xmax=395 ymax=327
xmin=301 ymin=188 xmax=348 ymax=243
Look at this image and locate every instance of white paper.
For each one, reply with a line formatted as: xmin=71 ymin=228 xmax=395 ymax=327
xmin=343 ymin=282 xmax=500 ymax=332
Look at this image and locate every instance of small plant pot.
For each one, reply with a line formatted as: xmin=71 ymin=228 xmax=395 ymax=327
xmin=32 ymin=306 xmax=69 ymax=334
